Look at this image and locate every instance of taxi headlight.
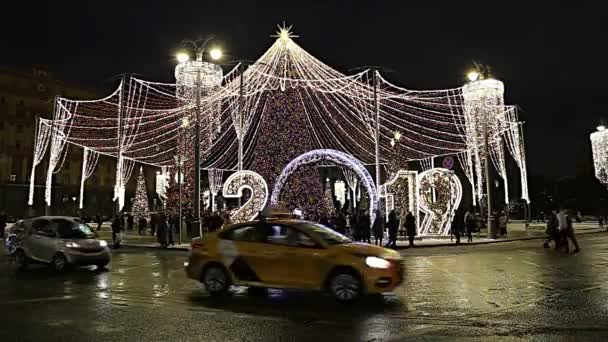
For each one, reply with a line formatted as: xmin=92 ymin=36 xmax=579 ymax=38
xmin=99 ymin=240 xmax=108 ymax=247
xmin=365 ymin=256 xmax=391 ymax=269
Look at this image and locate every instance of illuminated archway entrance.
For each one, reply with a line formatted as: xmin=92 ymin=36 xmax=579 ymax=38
xmin=270 ymin=149 xmax=378 ymax=222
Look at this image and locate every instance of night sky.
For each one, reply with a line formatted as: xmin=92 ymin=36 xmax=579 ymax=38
xmin=2 ymin=1 xmax=605 ymax=178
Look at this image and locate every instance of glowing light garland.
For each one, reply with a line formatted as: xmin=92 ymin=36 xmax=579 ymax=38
xmin=417 ymin=168 xmax=462 ymax=236
xmin=222 ymin=170 xmax=268 ymax=223
xmin=79 ymin=148 xmax=99 ymax=209
xmin=208 ymin=168 xmax=223 ymax=212
xmin=270 ymin=149 xmax=377 ymax=222
xmin=591 ymin=128 xmax=608 ymax=186
xmin=28 ymin=121 xmax=51 ymax=206
xmin=342 ymin=167 xmax=359 ymax=208
xmin=29 ymin=26 xmax=529 ymax=215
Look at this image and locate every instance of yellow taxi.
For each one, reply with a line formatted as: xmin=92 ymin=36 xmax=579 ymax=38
xmin=185 ymin=219 xmax=404 ymax=302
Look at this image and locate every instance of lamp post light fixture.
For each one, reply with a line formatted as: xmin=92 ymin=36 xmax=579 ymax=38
xmin=175 ymin=37 xmax=223 ymax=237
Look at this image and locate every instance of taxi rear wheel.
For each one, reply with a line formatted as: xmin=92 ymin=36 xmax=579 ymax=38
xmin=328 ymin=270 xmax=362 ymax=303
xmin=203 ymin=264 xmax=231 ymax=296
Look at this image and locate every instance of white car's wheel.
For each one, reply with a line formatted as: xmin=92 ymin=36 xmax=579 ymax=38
xmin=52 ymin=253 xmax=68 ymax=272
xmin=14 ymin=249 xmax=28 ymax=271
xmin=203 ymin=265 xmax=231 ymax=295
xmin=329 ymin=272 xmax=362 ymax=302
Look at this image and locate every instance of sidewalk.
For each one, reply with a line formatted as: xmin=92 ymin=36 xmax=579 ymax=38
xmin=117 ymin=221 xmax=606 ymax=251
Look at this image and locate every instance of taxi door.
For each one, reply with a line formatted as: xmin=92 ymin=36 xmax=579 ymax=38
xmin=264 ymin=223 xmax=327 ymax=289
xmin=217 ymin=223 xmax=282 ymax=284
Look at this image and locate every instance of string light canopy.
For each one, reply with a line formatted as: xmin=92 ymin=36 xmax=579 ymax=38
xmin=30 ymin=24 xmax=528 ymax=210
xmin=591 ymin=127 xmax=608 ymax=186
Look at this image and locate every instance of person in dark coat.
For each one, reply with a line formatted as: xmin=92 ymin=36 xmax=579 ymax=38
xmin=111 ymin=215 xmax=123 ymax=249
xmin=157 ymin=213 xmax=168 ymax=248
xmin=372 ymin=210 xmax=384 ymax=246
xmin=405 ymin=210 xmax=417 ymax=246
xmin=451 ymin=209 xmax=465 ymax=245
xmin=319 ymin=213 xmax=330 ymax=227
xmin=138 ymin=216 xmax=147 ymax=235
xmin=543 ymin=208 xmax=560 ymax=249
xmin=150 ymin=213 xmax=157 ymax=236
xmin=359 ymin=211 xmax=372 ymax=244
xmin=127 ymin=214 xmax=134 ymax=231
xmin=351 ymin=213 xmax=360 ymax=241
xmin=386 ymin=210 xmax=398 ymax=248
xmin=95 ymin=214 xmax=103 ymax=231
xmin=335 ymin=212 xmax=347 ymax=235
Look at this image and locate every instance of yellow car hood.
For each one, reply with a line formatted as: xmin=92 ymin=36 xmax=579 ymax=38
xmin=333 ymin=242 xmax=402 ymax=260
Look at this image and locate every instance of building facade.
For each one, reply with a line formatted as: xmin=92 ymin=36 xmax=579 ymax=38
xmin=0 ymin=66 xmax=120 ymax=217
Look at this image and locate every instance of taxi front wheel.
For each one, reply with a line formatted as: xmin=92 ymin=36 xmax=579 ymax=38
xmin=328 ymin=271 xmax=362 ymax=303
xmin=203 ymin=265 xmax=231 ymax=296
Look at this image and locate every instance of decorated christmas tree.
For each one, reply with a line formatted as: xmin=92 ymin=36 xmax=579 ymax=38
xmin=322 ymin=179 xmax=335 ymax=215
xmin=250 ymin=88 xmax=325 ymax=217
xmin=132 ymin=167 xmax=150 ymax=219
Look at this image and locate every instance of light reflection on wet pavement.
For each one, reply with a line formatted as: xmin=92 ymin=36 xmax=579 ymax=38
xmin=2 ymin=234 xmax=608 ymax=341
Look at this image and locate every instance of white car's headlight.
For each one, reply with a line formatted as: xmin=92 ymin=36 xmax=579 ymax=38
xmin=66 ymin=241 xmax=80 ymax=248
xmin=99 ymin=240 xmax=108 ymax=247
xmin=365 ymin=256 xmax=391 ymax=269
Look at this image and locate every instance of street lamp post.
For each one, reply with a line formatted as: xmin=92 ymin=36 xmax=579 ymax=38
xmin=175 ymin=38 xmax=223 ymax=238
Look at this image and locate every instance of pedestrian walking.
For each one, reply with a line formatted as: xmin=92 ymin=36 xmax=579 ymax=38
xmin=351 ymin=212 xmax=360 ymax=241
xmin=598 ymin=215 xmax=604 ymax=230
xmin=372 ymin=209 xmax=384 ymax=246
xmin=168 ymin=212 xmax=178 ymax=246
xmin=95 ymin=214 xmax=103 ymax=231
xmin=111 ymin=215 xmax=123 ymax=249
xmin=543 ymin=208 xmax=560 ymax=249
xmin=464 ymin=209 xmax=476 ymax=243
xmin=359 ymin=211 xmax=371 ymax=244
xmin=558 ymin=207 xmax=580 ymax=253
xmin=451 ymin=209 xmax=465 ymax=245
xmin=138 ymin=216 xmax=147 ymax=235
xmin=335 ymin=211 xmax=347 ymax=235
xmin=127 ymin=214 xmax=134 ymax=231
xmin=405 ymin=210 xmax=416 ymax=247
xmin=157 ymin=213 xmax=168 ymax=248
xmin=498 ymin=210 xmax=508 ymax=236
xmin=386 ymin=210 xmax=398 ymax=248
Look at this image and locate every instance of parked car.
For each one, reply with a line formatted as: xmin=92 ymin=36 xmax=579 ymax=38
xmin=9 ymin=216 xmax=111 ymax=272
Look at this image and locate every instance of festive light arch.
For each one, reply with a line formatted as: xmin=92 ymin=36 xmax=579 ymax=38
xmin=270 ymin=149 xmax=378 ymax=222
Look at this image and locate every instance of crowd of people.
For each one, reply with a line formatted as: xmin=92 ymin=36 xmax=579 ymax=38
xmin=86 ymin=202 xmax=582 ymax=253
xmin=105 ymin=209 xmax=233 ymax=249
xmin=313 ymin=208 xmax=417 ymax=248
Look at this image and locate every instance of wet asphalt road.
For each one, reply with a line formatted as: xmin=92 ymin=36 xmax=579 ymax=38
xmin=2 ymin=233 xmax=608 ymax=341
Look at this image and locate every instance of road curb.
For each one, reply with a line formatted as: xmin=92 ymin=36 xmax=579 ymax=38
xmin=120 ymin=230 xmax=606 ymax=252
xmin=393 ymin=229 xmax=606 ymax=249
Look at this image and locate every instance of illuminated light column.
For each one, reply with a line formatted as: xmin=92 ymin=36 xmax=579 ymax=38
xmin=591 ymin=125 xmax=608 ymax=187
xmin=463 ymin=77 xmax=505 ymax=239
xmin=175 ymin=39 xmax=223 ymax=236
xmin=372 ymin=69 xmax=381 ymax=197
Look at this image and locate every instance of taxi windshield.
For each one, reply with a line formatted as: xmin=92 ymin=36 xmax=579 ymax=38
xmin=300 ymin=223 xmax=352 ymax=245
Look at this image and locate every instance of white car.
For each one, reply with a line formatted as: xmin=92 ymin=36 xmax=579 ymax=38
xmin=10 ymin=216 xmax=111 ymax=272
